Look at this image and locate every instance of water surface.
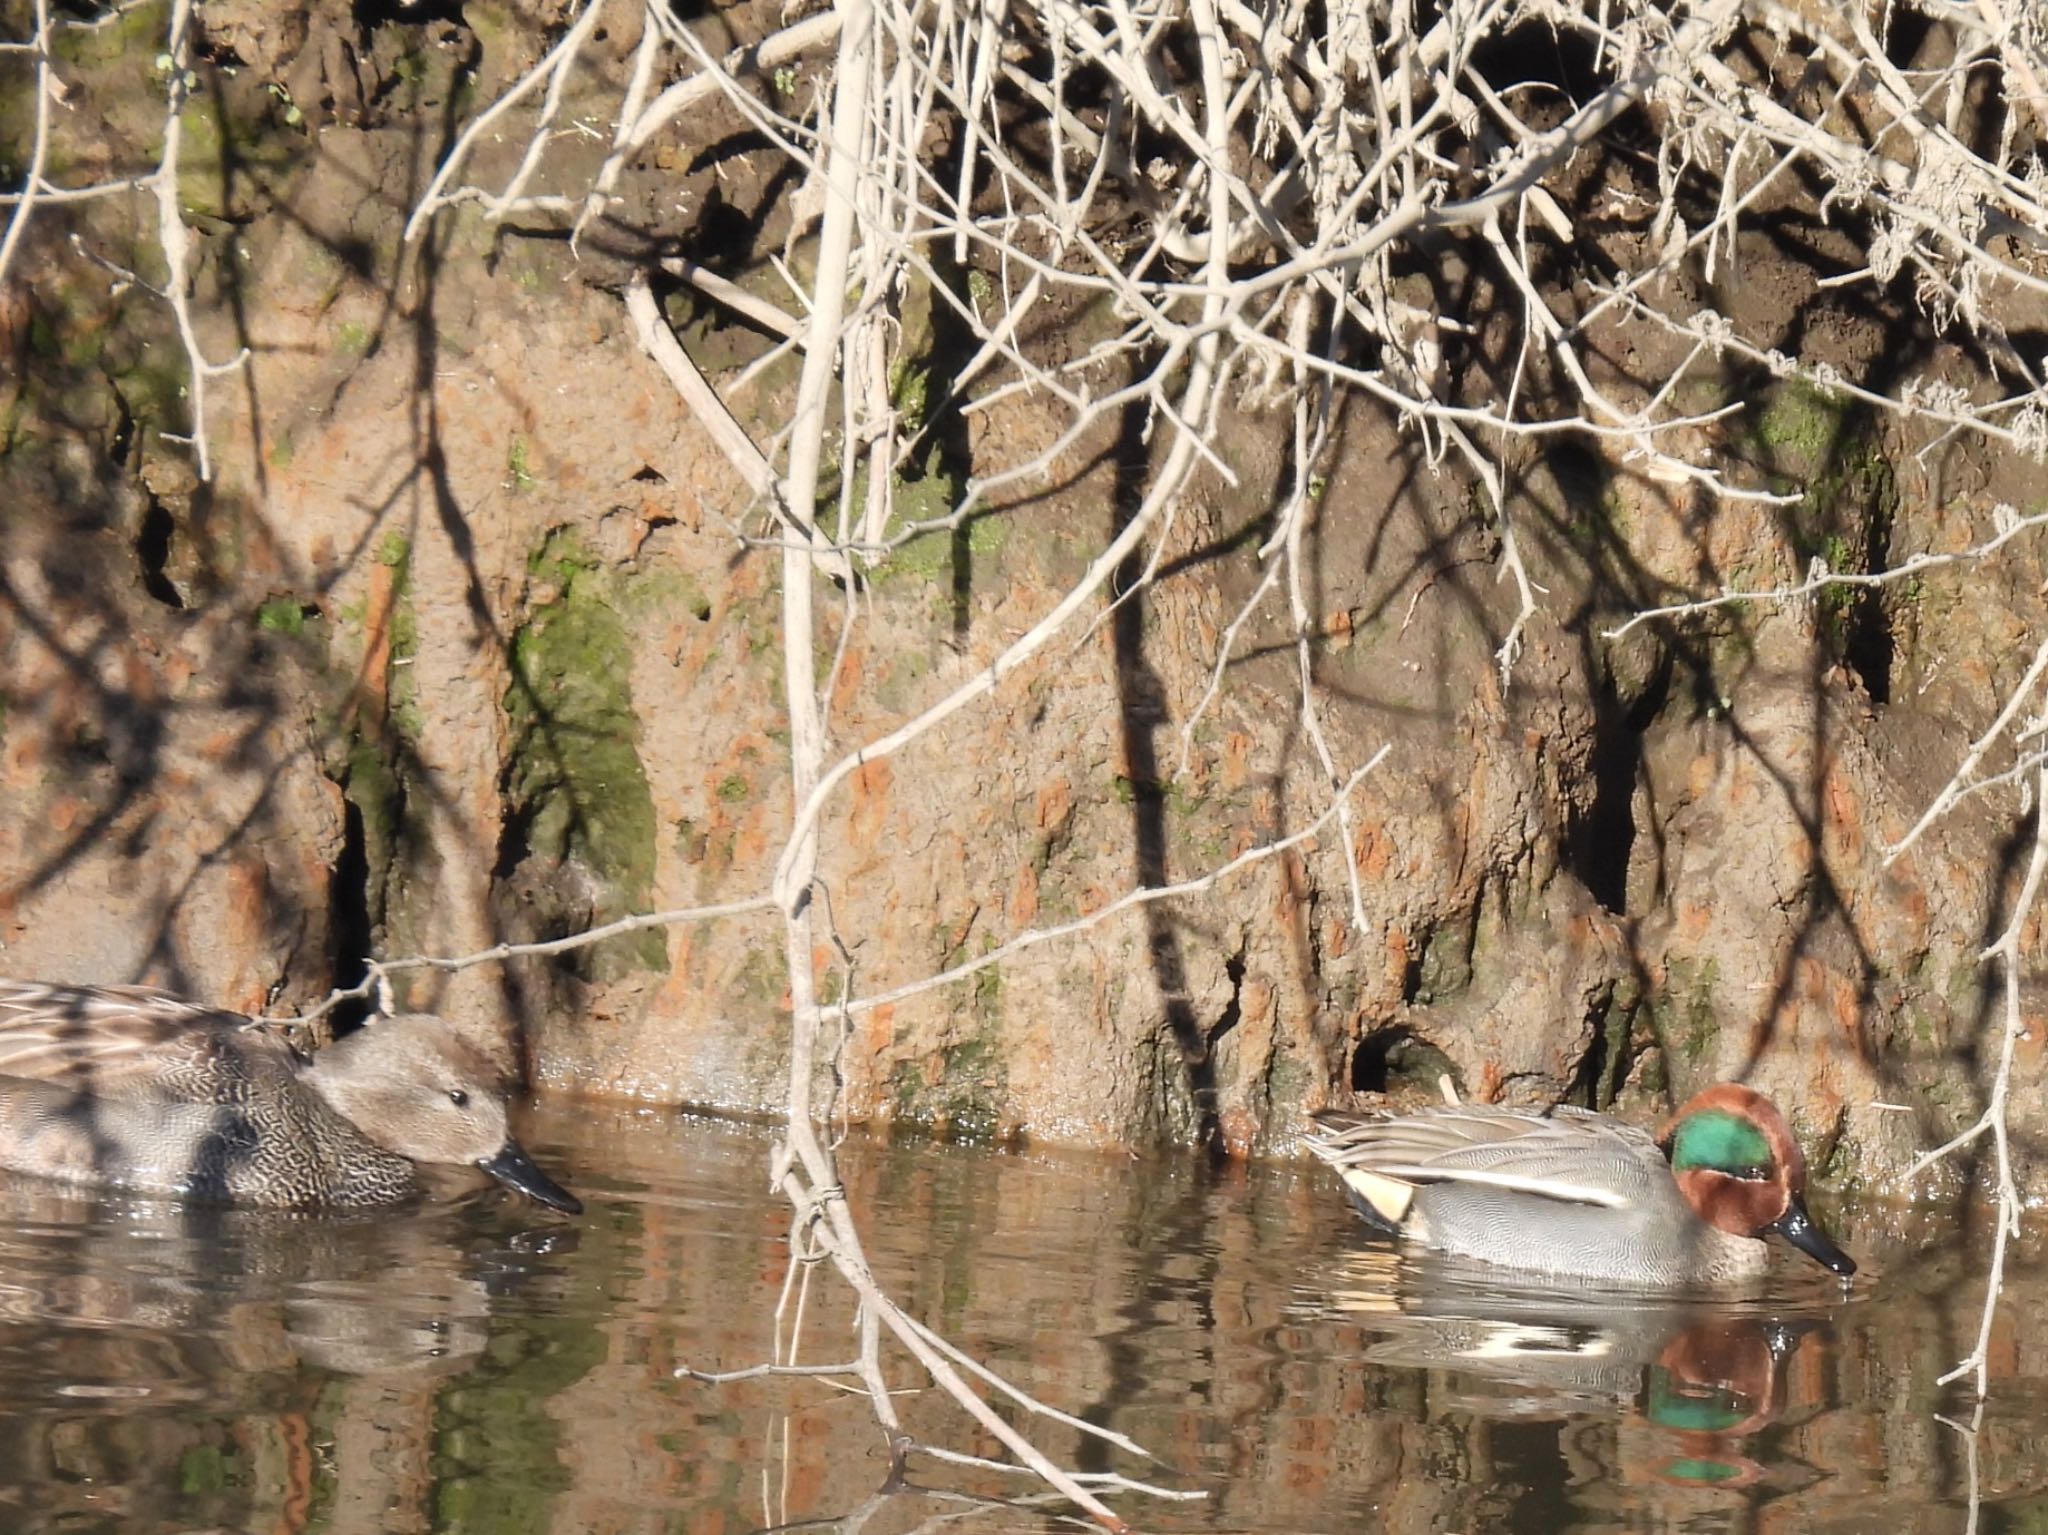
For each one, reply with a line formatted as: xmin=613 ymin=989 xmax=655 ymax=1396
xmin=0 ymin=1100 xmax=2037 ymax=1533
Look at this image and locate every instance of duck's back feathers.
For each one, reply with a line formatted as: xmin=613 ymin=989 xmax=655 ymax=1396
xmin=1308 ymin=1104 xmax=1659 ymax=1209
xmin=0 ymin=980 xmax=297 ymax=1099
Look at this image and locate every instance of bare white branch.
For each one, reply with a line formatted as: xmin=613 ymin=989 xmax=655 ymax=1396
xmin=0 ymin=0 xmax=54 ymax=289
xmin=1604 ymin=508 xmax=2048 ymax=642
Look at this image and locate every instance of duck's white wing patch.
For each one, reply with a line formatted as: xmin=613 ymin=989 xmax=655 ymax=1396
xmin=1342 ymin=1162 xmax=1632 ymax=1209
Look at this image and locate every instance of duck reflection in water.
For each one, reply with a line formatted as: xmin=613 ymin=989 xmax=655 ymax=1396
xmin=0 ymin=1177 xmax=577 ymax=1534
xmin=1638 ymin=1314 xmax=1807 ymax=1489
xmin=1319 ymin=1243 xmax=1840 ymax=1501
xmin=0 ymin=1176 xmax=580 ymax=1379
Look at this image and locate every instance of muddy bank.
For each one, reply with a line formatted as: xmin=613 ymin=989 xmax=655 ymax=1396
xmin=1 ymin=0 xmax=2043 ymax=1190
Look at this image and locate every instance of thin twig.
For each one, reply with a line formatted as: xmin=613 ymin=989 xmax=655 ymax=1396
xmin=266 ymin=894 xmax=778 ymax=1027
xmin=1604 ymin=508 xmax=2048 ymax=641
xmin=404 ymin=0 xmax=604 ymax=245
xmin=676 ymin=1360 xmax=869 ymax=1383
xmin=1885 ymin=632 xmax=2048 ymax=866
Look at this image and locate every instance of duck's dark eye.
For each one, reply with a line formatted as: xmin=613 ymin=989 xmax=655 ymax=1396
xmin=448 ymin=1089 xmax=470 ymax=1108
xmin=1723 ymin=1164 xmax=1770 ymax=1182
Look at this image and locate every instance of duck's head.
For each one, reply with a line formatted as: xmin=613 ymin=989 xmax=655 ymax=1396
xmin=302 ymin=1014 xmax=583 ymax=1215
xmin=1658 ymin=1085 xmax=1854 ymax=1278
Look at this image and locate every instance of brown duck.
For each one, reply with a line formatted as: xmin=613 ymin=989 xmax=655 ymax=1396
xmin=0 ymin=981 xmax=581 ymax=1213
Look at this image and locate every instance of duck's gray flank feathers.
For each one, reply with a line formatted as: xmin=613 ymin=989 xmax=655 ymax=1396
xmin=0 ymin=981 xmax=580 ymax=1212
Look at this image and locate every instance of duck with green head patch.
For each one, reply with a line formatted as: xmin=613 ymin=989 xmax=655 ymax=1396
xmin=1306 ymin=1083 xmax=1855 ymax=1287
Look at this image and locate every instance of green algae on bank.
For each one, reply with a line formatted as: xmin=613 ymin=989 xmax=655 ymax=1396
xmin=503 ymin=530 xmax=666 ymax=980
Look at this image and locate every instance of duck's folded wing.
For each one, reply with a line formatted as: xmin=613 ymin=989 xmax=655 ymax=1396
xmin=1307 ymin=1106 xmax=1665 ymax=1212
xmin=0 ymin=982 xmax=263 ymax=1090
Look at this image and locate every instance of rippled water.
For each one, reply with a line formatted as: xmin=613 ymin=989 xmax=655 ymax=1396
xmin=0 ymin=1098 xmax=2036 ymax=1534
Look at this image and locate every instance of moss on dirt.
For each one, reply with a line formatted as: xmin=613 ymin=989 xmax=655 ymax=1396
xmin=343 ymin=731 xmax=404 ymax=931
xmin=620 ymin=564 xmax=710 ymax=623
xmin=1412 ymin=917 xmax=1475 ymax=1006
xmin=1753 ymin=380 xmax=1849 ymax=466
xmin=1746 ymin=380 xmax=1898 ymax=637
xmin=285 ymin=575 xmax=421 ymax=949
xmin=1264 ymin=1045 xmax=1312 ymax=1125
xmin=883 ymin=507 xmax=1007 ymax=583
xmin=872 ymin=650 xmax=930 ymax=714
xmin=172 ymin=96 xmax=229 ymax=219
xmin=890 ymin=933 xmax=1007 ymax=1138
xmin=732 ymin=943 xmax=782 ymax=1004
xmin=1651 ymin=956 xmax=1721 ymax=1067
xmin=503 ymin=529 xmax=666 ymax=979
xmin=364 ymin=535 xmax=423 ymax=738
xmin=808 ymin=264 xmax=1010 ymax=605
xmin=254 ymin=595 xmax=311 ymax=636
xmin=1148 ymin=1029 xmax=1209 ymax=1143
xmin=317 ymin=664 xmax=418 ymax=952
xmin=1582 ymin=980 xmax=1637 ymax=1109
xmin=165 ymin=76 xmax=302 ymax=225
xmin=890 ymin=1028 xmax=1007 ymax=1141
xmin=506 ymin=434 xmax=537 ymax=491
xmin=49 ymin=0 xmax=163 ymax=68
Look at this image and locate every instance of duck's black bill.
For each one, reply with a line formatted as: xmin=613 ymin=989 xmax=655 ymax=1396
xmin=1769 ymin=1196 xmax=1855 ymax=1277
xmin=479 ymin=1140 xmax=584 ymax=1215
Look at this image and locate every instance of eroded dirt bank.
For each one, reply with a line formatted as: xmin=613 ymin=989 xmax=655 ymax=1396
xmin=2 ymin=0 xmax=2044 ymax=1191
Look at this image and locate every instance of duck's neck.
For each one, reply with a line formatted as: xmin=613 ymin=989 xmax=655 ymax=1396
xmin=1688 ymin=1224 xmax=1770 ymax=1284
xmin=296 ymin=1059 xmax=425 ymax=1207
xmin=299 ymin=1049 xmax=373 ymax=1133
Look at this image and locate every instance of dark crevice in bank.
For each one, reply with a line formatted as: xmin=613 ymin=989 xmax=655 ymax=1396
xmin=1351 ymin=1027 xmax=1414 ymax=1093
xmin=1350 ymin=1027 xmax=1462 ymax=1098
xmin=1845 ymin=494 xmax=1897 ymax=704
xmin=1212 ymin=950 xmax=1246 ymax=1047
xmin=1566 ymin=986 xmax=1632 ymax=1109
xmin=1575 ymin=649 xmax=1668 ymax=915
xmin=135 ymin=501 xmax=184 ymax=610
xmin=325 ymin=791 xmax=376 ymax=1035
